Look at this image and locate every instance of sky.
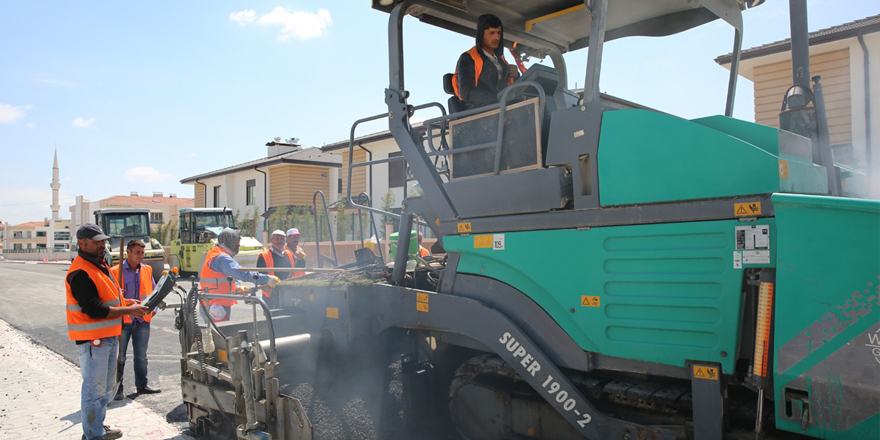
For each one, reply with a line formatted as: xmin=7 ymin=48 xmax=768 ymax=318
xmin=1 ymin=0 xmax=877 ymax=225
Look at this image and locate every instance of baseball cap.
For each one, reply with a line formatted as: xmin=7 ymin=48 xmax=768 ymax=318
xmin=286 ymin=228 xmax=301 ymax=236
xmin=272 ymin=229 xmax=286 ymax=237
xmin=76 ymin=223 xmax=110 ymax=241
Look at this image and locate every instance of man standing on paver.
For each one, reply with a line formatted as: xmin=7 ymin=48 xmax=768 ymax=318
xmin=285 ymin=228 xmax=307 ymax=275
xmin=66 ymin=224 xmax=150 ymax=440
xmin=256 ymin=229 xmax=294 ymax=308
xmin=110 ymin=239 xmax=161 ymax=400
xmin=200 ymin=228 xmax=278 ymax=322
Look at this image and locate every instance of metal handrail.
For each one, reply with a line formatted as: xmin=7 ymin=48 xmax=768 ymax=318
xmin=355 ymin=192 xmax=386 ymax=266
xmin=311 ymin=190 xmax=338 ymax=268
xmin=198 ymin=292 xmax=278 ymax=365
xmin=422 ymin=80 xmax=546 ymax=176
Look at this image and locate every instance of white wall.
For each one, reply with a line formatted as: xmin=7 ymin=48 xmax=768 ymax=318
xmin=199 ymin=169 xmax=269 ymax=241
xmin=848 ymin=32 xmax=880 ymax=197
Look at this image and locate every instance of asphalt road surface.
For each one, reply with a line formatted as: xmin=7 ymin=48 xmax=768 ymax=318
xmin=0 ymin=261 xmax=437 ymax=440
xmin=0 ymin=261 xmax=191 ymax=431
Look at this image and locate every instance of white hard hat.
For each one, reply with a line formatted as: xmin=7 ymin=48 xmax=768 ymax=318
xmin=272 ymin=229 xmax=285 ymax=237
xmin=286 ymin=228 xmax=301 ymax=236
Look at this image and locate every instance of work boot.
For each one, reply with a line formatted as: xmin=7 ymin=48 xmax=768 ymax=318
xmin=114 ymin=389 xmax=124 ymax=401
xmin=102 ymin=425 xmax=123 ymax=439
xmin=81 ymin=426 xmax=123 ymax=440
xmin=137 ymin=385 xmax=161 ymax=394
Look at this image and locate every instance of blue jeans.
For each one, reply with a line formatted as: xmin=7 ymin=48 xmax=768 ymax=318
xmin=119 ymin=320 xmax=151 ymax=391
xmin=78 ymin=336 xmax=118 ymax=440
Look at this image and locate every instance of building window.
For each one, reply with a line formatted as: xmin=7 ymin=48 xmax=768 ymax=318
xmin=54 ymin=231 xmax=70 ymax=241
xmin=36 ymin=244 xmax=46 ymax=249
xmin=338 ymin=178 xmax=343 ymax=194
xmin=13 ymin=231 xmax=23 ymax=239
xmin=213 ymin=186 xmax=221 ymax=208
xmin=246 ymin=179 xmax=256 ymax=206
xmin=150 ymin=212 xmax=164 ymax=224
xmin=388 ymin=152 xmax=406 ymax=188
xmin=36 ymin=231 xmax=46 ymax=237
xmin=13 ymin=244 xmax=22 ymax=250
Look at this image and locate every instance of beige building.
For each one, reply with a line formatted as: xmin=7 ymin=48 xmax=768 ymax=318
xmin=180 ymin=139 xmax=342 ymax=241
xmin=8 ymin=219 xmax=71 ymax=251
xmin=717 ymin=15 xmax=879 ymax=194
xmin=69 ymin=192 xmax=194 ymax=238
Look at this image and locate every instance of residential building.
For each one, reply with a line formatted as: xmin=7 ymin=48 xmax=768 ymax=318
xmin=716 ymin=15 xmax=879 ymax=194
xmin=0 ymin=221 xmax=7 ymax=252
xmin=9 ymin=218 xmax=71 ymax=251
xmin=69 ymin=192 xmax=195 ymax=240
xmin=180 ymin=138 xmax=342 ymax=241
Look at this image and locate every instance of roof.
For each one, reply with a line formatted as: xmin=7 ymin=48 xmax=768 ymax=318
xmin=99 ymin=195 xmax=195 ymax=206
xmin=12 ymin=221 xmax=45 ymax=229
xmin=716 ymin=15 xmax=880 ymax=65
xmin=374 ymin=0 xmax=755 ymax=56
xmin=181 ymin=147 xmax=342 ymax=184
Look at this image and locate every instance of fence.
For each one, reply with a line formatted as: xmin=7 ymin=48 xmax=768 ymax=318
xmin=2 ymin=249 xmax=72 ymax=262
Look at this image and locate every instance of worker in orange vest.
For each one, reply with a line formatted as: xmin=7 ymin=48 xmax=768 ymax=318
xmin=285 ymin=228 xmax=307 ymax=276
xmin=256 ymin=229 xmax=295 ymax=308
xmin=452 ymin=13 xmax=519 ymax=110
xmin=66 ymin=224 xmax=149 ymax=440
xmin=110 ymin=239 xmax=160 ymax=400
xmin=200 ymin=228 xmax=279 ymax=322
xmin=418 ymin=232 xmax=431 ymax=258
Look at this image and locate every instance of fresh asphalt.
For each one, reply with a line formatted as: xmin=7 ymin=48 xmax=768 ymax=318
xmin=0 ymin=261 xmax=190 ymax=431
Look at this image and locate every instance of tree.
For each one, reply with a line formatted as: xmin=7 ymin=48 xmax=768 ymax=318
xmin=380 ymin=189 xmax=396 ymax=224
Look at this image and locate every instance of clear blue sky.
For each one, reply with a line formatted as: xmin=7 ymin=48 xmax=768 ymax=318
xmin=1 ymin=0 xmax=877 ymax=225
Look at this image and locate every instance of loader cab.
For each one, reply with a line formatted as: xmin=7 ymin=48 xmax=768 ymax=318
xmin=178 ymin=208 xmax=235 ymax=245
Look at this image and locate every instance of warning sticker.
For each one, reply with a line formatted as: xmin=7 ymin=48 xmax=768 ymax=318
xmin=416 ymin=302 xmax=429 ymax=313
xmin=474 ymin=235 xmax=493 ymax=248
xmin=693 ymin=365 xmax=719 ymax=381
xmin=734 ymin=202 xmax=762 ymax=217
xmin=743 ymin=250 xmax=771 ymax=265
xmin=326 ymin=307 xmax=339 ymax=319
xmin=475 ymin=234 xmax=505 ymax=250
xmin=417 ymin=293 xmax=429 ymax=303
xmin=493 ymin=234 xmax=505 ymax=250
xmin=733 ymin=251 xmax=742 ymax=269
xmin=581 ymin=296 xmax=600 ymax=307
xmin=735 ymin=225 xmax=770 ymax=250
xmin=779 ymin=160 xmax=789 ymax=178
xmin=457 ymin=222 xmax=472 ymax=233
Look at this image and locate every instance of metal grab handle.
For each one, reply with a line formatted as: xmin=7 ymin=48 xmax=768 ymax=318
xmin=198 ymin=292 xmax=278 ymax=365
xmin=312 ymin=190 xmax=339 ymax=268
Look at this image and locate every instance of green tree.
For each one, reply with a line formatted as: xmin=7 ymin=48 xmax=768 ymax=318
xmin=380 ymin=189 xmax=395 ymax=224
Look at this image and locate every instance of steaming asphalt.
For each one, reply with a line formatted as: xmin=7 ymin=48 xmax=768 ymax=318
xmin=0 ymin=262 xmax=433 ymax=440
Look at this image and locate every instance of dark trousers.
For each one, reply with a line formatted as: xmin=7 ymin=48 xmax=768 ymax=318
xmin=118 ymin=320 xmax=150 ymax=392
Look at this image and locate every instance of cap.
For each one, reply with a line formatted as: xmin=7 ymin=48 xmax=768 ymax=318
xmin=76 ymin=223 xmax=110 ymax=241
xmin=286 ymin=228 xmax=301 ymax=236
xmin=272 ymin=229 xmax=286 ymax=237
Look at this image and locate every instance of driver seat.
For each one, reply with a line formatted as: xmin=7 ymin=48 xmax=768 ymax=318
xmin=443 ymin=73 xmax=463 ymax=114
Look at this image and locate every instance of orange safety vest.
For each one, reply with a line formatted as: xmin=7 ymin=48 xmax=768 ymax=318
xmin=199 ymin=245 xmax=237 ymax=307
xmin=65 ymin=256 xmax=123 ymax=341
xmin=419 ymin=245 xmax=430 ymax=258
xmin=286 ymin=245 xmax=307 ymax=278
xmin=259 ymin=248 xmax=294 ymax=297
xmin=110 ymin=263 xmax=154 ymax=323
xmin=452 ymin=46 xmax=515 ymax=101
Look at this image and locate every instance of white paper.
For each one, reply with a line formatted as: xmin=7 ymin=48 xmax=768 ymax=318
xmin=735 ymin=225 xmax=770 ymax=250
xmin=733 ymin=251 xmax=742 ymax=269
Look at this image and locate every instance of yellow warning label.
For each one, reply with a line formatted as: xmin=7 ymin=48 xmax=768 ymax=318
xmin=416 ymin=302 xmax=429 ymax=313
xmin=417 ymin=292 xmax=429 ymax=303
xmin=457 ymin=222 xmax=472 ymax=233
xmin=778 ymin=160 xmax=789 ymax=178
xmin=326 ymin=307 xmax=339 ymax=319
xmin=217 ymin=350 xmax=227 ymax=363
xmin=309 ymin=294 xmax=314 ymax=301
xmin=580 ymin=296 xmax=600 ymax=307
xmin=693 ymin=365 xmax=719 ymax=380
xmin=474 ymin=235 xmax=493 ymax=248
xmin=734 ymin=202 xmax=762 ymax=217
